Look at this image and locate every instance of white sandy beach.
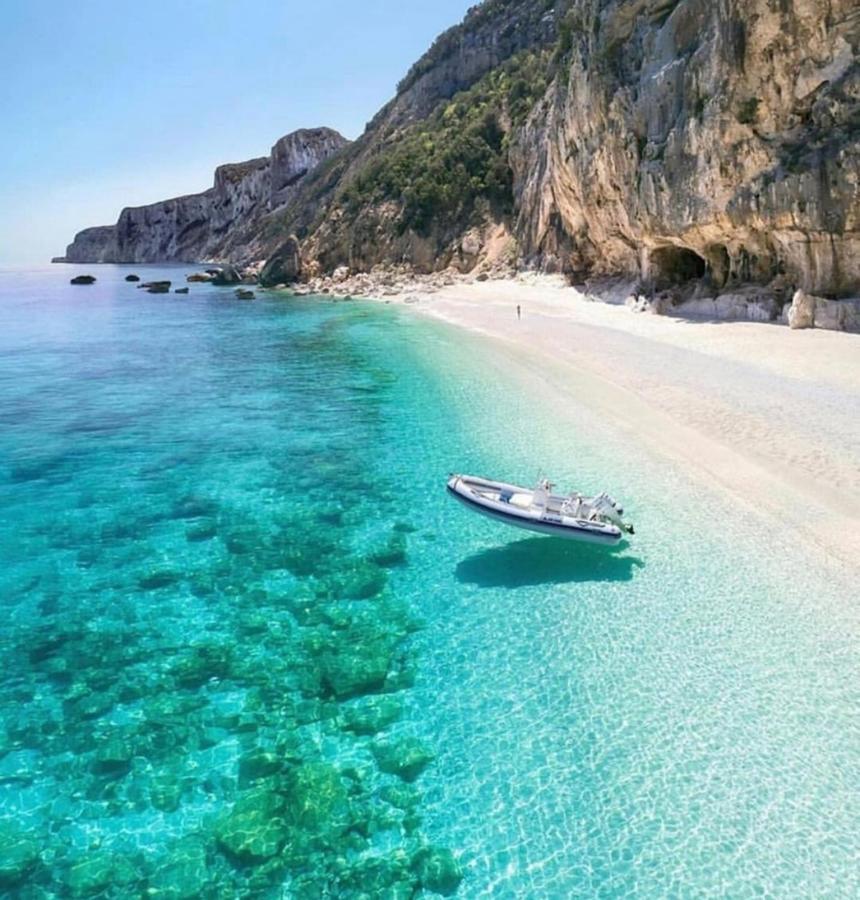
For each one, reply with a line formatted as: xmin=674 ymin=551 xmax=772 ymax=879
xmin=390 ymin=276 xmax=860 ymax=577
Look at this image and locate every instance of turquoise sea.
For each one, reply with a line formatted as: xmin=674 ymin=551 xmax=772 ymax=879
xmin=0 ymin=266 xmax=857 ymax=898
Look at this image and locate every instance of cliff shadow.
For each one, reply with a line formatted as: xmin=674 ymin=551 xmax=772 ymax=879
xmin=455 ymin=537 xmax=644 ymax=589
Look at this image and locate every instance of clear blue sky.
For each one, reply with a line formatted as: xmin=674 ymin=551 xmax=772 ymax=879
xmin=0 ymin=0 xmax=475 ymax=264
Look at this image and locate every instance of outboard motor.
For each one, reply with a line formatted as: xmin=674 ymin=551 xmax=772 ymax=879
xmin=591 ymin=492 xmax=635 ymax=533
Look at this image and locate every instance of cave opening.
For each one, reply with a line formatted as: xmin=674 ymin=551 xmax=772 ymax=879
xmin=650 ymin=245 xmax=707 ymax=287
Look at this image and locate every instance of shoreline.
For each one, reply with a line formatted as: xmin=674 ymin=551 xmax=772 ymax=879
xmin=376 ymin=275 xmax=860 ymax=578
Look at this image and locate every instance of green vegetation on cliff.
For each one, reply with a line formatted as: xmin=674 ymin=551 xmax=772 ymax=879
xmin=343 ymin=49 xmax=552 ymax=235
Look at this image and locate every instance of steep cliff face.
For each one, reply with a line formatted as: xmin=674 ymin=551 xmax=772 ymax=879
xmin=267 ymin=0 xmax=564 ymax=278
xmin=60 ymin=226 xmax=119 ymax=264
xmin=61 ymin=128 xmax=348 ymax=264
xmin=513 ymin=0 xmax=860 ymax=296
xmin=60 ymin=0 xmax=858 ymax=302
xmin=267 ymin=0 xmax=858 ymax=299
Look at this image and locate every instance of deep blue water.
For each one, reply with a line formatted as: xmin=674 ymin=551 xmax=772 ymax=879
xmin=0 ymin=265 xmax=857 ymax=898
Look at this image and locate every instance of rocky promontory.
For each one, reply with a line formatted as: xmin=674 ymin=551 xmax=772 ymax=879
xmin=58 ymin=128 xmax=348 ymax=264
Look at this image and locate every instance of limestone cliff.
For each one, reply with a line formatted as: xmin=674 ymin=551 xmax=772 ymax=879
xmin=513 ymin=0 xmax=860 ymax=297
xmin=265 ymin=0 xmax=859 ymax=301
xmin=60 ymin=128 xmax=348 ymax=264
xmin=59 ymin=0 xmax=859 ymax=306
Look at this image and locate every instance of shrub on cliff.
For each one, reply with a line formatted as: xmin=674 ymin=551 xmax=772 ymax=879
xmin=342 ymin=49 xmax=551 ymax=236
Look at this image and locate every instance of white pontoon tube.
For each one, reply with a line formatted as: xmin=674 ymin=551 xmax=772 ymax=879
xmin=446 ymin=474 xmax=634 ymax=545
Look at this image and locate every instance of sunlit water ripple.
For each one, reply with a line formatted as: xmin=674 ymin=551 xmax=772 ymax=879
xmin=0 ymin=266 xmax=857 ymax=898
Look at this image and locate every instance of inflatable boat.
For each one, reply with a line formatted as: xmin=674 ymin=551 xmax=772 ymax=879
xmin=446 ymin=474 xmax=634 ymax=546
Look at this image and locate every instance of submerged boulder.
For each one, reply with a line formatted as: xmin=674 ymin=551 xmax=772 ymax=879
xmin=235 ymin=289 xmax=255 ymax=300
xmin=318 ymin=637 xmax=395 ymax=699
xmin=0 ymin=828 xmax=40 ymax=887
xmin=412 ymin=847 xmax=463 ymax=896
xmin=282 ymin=763 xmax=350 ymax=833
xmin=372 ymin=738 xmax=435 ymax=782
xmin=341 ymin=695 xmax=403 ymax=735
xmin=147 ymin=838 xmax=209 ymax=899
xmin=175 ymin=287 xmax=189 ymax=294
xmin=238 ymin=748 xmax=283 ymax=785
xmin=66 ymin=853 xmax=140 ymax=897
xmin=214 ymin=788 xmax=290 ymax=863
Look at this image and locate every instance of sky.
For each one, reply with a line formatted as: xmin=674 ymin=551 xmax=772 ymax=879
xmin=0 ymin=0 xmax=476 ymax=265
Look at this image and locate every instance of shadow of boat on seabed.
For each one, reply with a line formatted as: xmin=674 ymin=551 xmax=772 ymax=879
xmin=456 ymin=537 xmax=644 ymax=589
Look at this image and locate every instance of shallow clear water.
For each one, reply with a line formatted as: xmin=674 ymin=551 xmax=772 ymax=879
xmin=0 ymin=266 xmax=857 ymax=898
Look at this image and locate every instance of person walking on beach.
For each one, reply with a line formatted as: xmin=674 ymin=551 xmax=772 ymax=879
xmin=517 ymin=304 xmax=521 ymax=320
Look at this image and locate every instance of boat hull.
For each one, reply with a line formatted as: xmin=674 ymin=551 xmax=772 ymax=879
xmin=446 ymin=477 xmax=623 ymax=546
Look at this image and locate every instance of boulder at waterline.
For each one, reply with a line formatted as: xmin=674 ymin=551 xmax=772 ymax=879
xmin=70 ymin=275 xmax=96 ymax=285
xmin=260 ymin=235 xmax=301 ymax=286
xmin=236 ymin=289 xmax=255 ymax=300
xmin=175 ymin=287 xmax=189 ymax=294
xmin=137 ymin=280 xmax=171 ymax=293
xmin=212 ymin=266 xmax=242 ymax=286
xmin=187 ymin=272 xmax=213 ymax=283
xmin=125 ymin=274 xmax=140 ymax=282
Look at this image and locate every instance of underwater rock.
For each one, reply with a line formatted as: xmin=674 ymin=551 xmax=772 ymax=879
xmin=185 ymin=519 xmax=218 ymax=542
xmin=412 ymin=846 xmax=463 ymax=896
xmin=235 ymin=289 xmax=256 ymax=300
xmin=169 ymin=642 xmax=233 ymax=687
xmin=91 ymin=736 xmax=135 ymax=777
xmin=280 ymin=763 xmax=352 ymax=841
xmin=337 ymin=851 xmax=417 ymax=897
xmin=341 ymin=695 xmax=403 ymax=736
xmin=138 ymin=569 xmax=182 ymax=590
xmin=66 ymin=852 xmax=140 ymax=897
xmin=318 ymin=639 xmax=394 ymax=699
xmin=175 ymin=287 xmax=190 ymax=294
xmin=0 ymin=827 xmax=40 ymax=887
xmin=238 ymin=749 xmax=284 ymax=785
xmin=67 ymin=689 xmax=116 ymax=721
xmin=379 ymin=782 xmax=421 ymax=812
xmin=171 ymin=494 xmax=219 ymax=519
xmin=147 ymin=838 xmax=210 ymax=899
xmin=369 ymin=535 xmax=408 ymax=568
xmin=393 ymin=521 xmax=418 ymax=534
xmin=372 ymin=738 xmax=435 ymax=783
xmin=149 ymin=772 xmax=184 ymax=812
xmin=214 ymin=788 xmax=290 ymax=863
xmin=318 ymin=559 xmax=388 ymax=600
